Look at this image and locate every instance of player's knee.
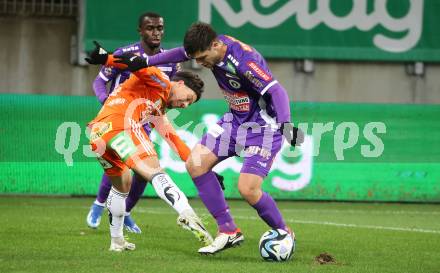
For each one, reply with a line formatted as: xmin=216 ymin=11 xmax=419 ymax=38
xmin=185 ymin=159 xmax=195 ymax=176
xmin=238 ymin=183 xmax=258 ymax=201
xmin=185 ymin=157 xmax=206 ymax=178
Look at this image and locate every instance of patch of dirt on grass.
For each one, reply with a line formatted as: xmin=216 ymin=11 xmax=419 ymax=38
xmin=315 ymin=252 xmax=335 ymax=264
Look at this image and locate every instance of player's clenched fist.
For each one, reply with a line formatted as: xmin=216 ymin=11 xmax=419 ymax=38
xmin=85 ymin=41 xmax=109 ymax=65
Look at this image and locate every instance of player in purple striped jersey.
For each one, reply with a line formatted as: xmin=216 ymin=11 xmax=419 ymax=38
xmin=113 ymin=22 xmax=304 ymax=254
xmin=86 ymin=12 xmax=180 ymax=233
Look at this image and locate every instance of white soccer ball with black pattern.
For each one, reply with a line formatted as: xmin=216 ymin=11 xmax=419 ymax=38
xmin=258 ymin=229 xmax=295 ymax=262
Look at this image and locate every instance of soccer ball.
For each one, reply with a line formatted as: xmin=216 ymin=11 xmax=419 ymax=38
xmin=259 ymin=229 xmax=295 ymax=262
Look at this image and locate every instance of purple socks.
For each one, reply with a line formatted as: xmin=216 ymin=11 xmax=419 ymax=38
xmin=252 ymin=192 xmax=286 ymax=230
xmin=126 ymin=173 xmax=148 ymax=212
xmin=96 ymin=175 xmax=112 ymax=204
xmin=96 ymin=173 xmax=147 ymax=212
xmin=193 ymin=171 xmax=237 ymax=233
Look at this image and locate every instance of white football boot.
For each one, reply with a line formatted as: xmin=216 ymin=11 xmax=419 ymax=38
xmin=198 ymin=229 xmax=244 ymax=255
xmin=177 ymin=209 xmax=213 ymax=246
xmin=109 ymin=237 xmax=136 ymax=252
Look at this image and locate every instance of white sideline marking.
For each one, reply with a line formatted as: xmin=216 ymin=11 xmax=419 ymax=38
xmin=136 ymin=208 xmax=440 ymax=235
xmin=233 ymin=207 xmax=440 ymax=216
xmin=9 ymin=204 xmax=440 ymax=215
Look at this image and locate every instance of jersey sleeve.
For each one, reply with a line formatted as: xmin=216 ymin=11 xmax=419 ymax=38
xmin=147 ymin=47 xmax=189 ymax=66
xmin=98 ymin=48 xmax=124 ymax=82
xmin=150 ymin=115 xmax=191 ymax=161
xmin=237 ymin=54 xmax=278 ymax=96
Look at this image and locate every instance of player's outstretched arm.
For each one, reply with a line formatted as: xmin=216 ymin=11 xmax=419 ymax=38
xmin=152 ymin=115 xmax=191 ymax=161
xmin=111 ymin=47 xmax=189 ymax=72
xmin=152 ymin=115 xmax=226 ymax=190
xmin=147 ymin=47 xmax=189 ymax=66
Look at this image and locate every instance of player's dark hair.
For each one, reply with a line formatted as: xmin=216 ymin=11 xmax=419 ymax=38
xmin=183 ymin=22 xmax=217 ymax=57
xmin=172 ymin=71 xmax=204 ymax=102
xmin=138 ymin=12 xmax=162 ymax=27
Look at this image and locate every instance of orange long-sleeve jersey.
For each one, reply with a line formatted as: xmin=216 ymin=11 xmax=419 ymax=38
xmin=90 ymin=55 xmax=190 ymax=161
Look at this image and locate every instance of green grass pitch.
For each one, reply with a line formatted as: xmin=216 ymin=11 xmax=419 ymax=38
xmin=1 ymin=197 xmax=439 ymax=273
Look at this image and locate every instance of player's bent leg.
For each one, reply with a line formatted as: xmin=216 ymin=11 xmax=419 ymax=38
xmin=149 ymin=171 xmax=213 ymax=245
xmin=86 ymin=174 xmax=111 ymax=229
xmin=131 ymin=156 xmax=213 ymax=245
xmin=186 ymin=144 xmax=244 ymax=253
xmin=237 ymin=173 xmax=264 ymax=205
xmin=187 ymin=145 xmax=237 ymax=234
xmin=238 ymin=172 xmax=289 ymax=232
xmin=186 ymin=144 xmax=219 ymax=177
xmin=107 ymin=171 xmax=135 ymax=252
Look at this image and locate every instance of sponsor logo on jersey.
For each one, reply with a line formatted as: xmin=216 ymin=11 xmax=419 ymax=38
xmin=247 ymin=62 xmax=272 ymax=81
xmin=107 ymin=98 xmax=126 ymax=106
xmin=223 ymin=90 xmax=250 ymax=111
xmin=244 ymin=145 xmax=272 ymax=160
xmin=90 ymin=122 xmax=112 ymax=141
xmin=157 ymin=66 xmax=173 ymax=72
xmin=244 ymin=71 xmax=264 ymax=88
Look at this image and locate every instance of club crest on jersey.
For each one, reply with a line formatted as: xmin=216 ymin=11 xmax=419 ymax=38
xmin=104 ymin=66 xmax=113 ymax=76
xmin=226 ymin=72 xmax=241 ymax=89
xmin=247 ymin=62 xmax=271 ymax=81
xmin=223 ymin=90 xmax=249 ymax=111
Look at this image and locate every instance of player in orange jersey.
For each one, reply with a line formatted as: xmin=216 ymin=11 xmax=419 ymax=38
xmin=86 ymin=43 xmax=213 ymax=252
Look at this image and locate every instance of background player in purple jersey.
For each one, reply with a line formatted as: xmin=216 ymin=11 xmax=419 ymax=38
xmin=86 ymin=12 xmax=180 ymax=233
xmin=113 ymin=22 xmax=304 ymax=254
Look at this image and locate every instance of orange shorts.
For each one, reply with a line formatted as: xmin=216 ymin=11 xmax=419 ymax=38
xmin=89 ymin=116 xmax=157 ymax=176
